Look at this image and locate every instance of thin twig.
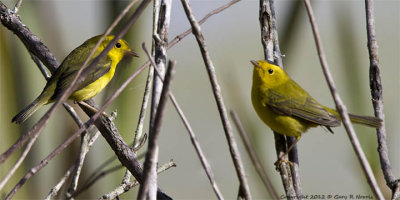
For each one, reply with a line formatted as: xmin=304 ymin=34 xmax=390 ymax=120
xmin=132 ymin=0 xmax=160 ymax=149
xmin=0 ymin=136 xmax=37 ymax=191
xmin=168 ymin=0 xmax=241 ymax=49
xmin=102 ymin=160 xmax=176 ymax=200
xmin=230 ymin=110 xmax=280 ymax=200
xmin=13 ymin=0 xmax=23 ymax=13
xmin=143 ymin=44 xmax=224 ymax=199
xmin=180 ymin=0 xmax=251 ymax=199
xmin=132 ymin=63 xmax=153 ymax=150
xmin=73 ymin=165 xmax=123 ymax=198
xmin=81 ymin=152 xmax=145 ymax=198
xmin=29 ymin=52 xmax=51 ymax=80
xmin=66 ymin=129 xmax=98 ymax=199
xmin=46 ymin=125 xmax=99 ymax=200
xmin=126 ymin=56 xmax=154 ymax=195
xmin=137 ymin=60 xmax=176 ymax=199
xmin=303 ymin=0 xmax=384 ymax=199
xmin=45 ymin=164 xmax=75 ymax=200
xmin=365 ymin=0 xmax=399 ymax=196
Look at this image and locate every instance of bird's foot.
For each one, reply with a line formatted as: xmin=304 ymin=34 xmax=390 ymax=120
xmin=274 ymin=157 xmax=293 ymax=171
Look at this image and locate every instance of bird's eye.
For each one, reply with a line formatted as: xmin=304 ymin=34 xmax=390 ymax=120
xmin=115 ymin=42 xmax=122 ymax=48
xmin=268 ymin=69 xmax=274 ymax=74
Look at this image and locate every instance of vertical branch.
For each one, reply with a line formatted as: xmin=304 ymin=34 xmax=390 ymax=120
xmin=138 ymin=0 xmax=172 ymax=198
xmin=180 ymin=0 xmax=251 ymax=199
xmin=137 ymin=60 xmax=176 ymax=200
xmin=259 ymin=0 xmax=300 ymax=198
xmin=365 ymin=0 xmax=399 ymax=197
xmin=150 ymin=0 xmax=172 ymax=129
xmin=303 ymin=0 xmax=384 ymax=199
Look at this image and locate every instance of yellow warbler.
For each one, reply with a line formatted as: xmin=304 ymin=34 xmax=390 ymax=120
xmin=12 ymin=35 xmax=138 ymax=124
xmin=251 ymin=60 xmax=381 ymax=148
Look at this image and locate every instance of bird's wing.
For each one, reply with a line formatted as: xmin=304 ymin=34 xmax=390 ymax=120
xmin=266 ymin=89 xmax=341 ymax=127
xmin=51 ymin=57 xmax=112 ymax=100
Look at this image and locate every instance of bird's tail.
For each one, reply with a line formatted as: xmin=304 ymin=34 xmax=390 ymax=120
xmin=12 ymin=97 xmax=47 ymax=124
xmin=324 ymin=107 xmax=382 ymax=128
xmin=348 ymin=113 xmax=382 ymax=128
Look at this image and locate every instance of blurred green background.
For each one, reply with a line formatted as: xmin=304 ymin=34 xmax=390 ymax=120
xmin=0 ymin=0 xmax=399 ymax=199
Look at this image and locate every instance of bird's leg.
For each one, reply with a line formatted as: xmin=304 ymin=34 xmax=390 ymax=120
xmin=78 ymin=101 xmax=110 ymax=118
xmin=274 ymin=137 xmax=300 ymax=170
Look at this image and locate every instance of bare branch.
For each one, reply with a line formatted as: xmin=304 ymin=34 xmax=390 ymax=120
xmin=45 ymin=164 xmax=75 ymax=200
xmin=102 ymin=160 xmax=176 ymax=200
xmin=0 ymin=136 xmax=37 ymax=191
xmin=66 ymin=130 xmax=100 ymax=198
xmin=132 ymin=61 xmax=153 ymax=150
xmin=138 ymin=60 xmax=176 ymax=199
xmin=180 ymin=0 xmax=251 ymax=199
xmin=365 ymin=0 xmax=399 ymax=197
xmin=0 ymin=1 xmax=59 ymax=73
xmin=13 ymin=0 xmax=23 ymax=13
xmin=138 ymin=0 xmax=172 ymax=197
xmin=230 ymin=110 xmax=279 ymax=199
xmin=150 ymin=0 xmax=172 ymax=133
xmin=303 ymin=0 xmax=383 ymax=199
xmin=46 ymin=129 xmax=99 ymax=199
xmin=5 ymin=122 xmax=92 ymax=199
xmin=168 ymin=0 xmax=241 ymax=49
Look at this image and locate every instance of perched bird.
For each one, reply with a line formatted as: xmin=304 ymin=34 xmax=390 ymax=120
xmin=12 ymin=35 xmax=138 ymax=124
xmin=250 ymin=60 xmax=381 ymax=156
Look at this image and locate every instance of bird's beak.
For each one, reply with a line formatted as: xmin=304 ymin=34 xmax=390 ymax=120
xmin=250 ymin=60 xmax=261 ymax=69
xmin=125 ymin=50 xmax=139 ymax=57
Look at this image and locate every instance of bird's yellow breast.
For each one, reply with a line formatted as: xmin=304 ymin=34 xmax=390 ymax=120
xmin=251 ymin=76 xmax=314 ymax=139
xmin=70 ymin=63 xmax=117 ymax=101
